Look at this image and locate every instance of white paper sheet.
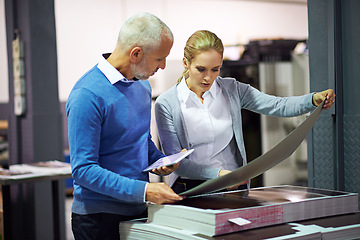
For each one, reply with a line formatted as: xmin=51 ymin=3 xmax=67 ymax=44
xmin=143 ymin=149 xmax=194 ymax=172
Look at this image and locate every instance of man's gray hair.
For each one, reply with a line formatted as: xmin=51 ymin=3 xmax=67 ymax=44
xmin=117 ymin=12 xmax=173 ymax=53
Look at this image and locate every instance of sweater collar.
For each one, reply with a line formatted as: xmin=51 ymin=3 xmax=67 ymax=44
xmin=97 ymin=53 xmax=135 ymax=84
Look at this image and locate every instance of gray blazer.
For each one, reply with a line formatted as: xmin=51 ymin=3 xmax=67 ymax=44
xmin=154 ymin=76 xmax=316 ymax=186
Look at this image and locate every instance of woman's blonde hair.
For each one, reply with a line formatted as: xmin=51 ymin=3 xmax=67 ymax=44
xmin=177 ymin=30 xmax=224 ymax=82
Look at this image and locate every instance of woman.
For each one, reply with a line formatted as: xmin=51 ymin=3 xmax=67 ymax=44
xmin=154 ymin=30 xmax=335 ymax=194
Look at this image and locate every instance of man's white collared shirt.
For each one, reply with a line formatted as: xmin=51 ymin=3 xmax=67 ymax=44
xmin=97 ymin=55 xmax=135 ymax=84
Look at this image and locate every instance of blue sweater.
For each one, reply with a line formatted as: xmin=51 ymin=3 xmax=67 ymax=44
xmin=66 ymin=65 xmax=164 ymax=216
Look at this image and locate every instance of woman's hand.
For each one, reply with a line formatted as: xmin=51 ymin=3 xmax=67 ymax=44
xmin=312 ymin=89 xmax=336 ymax=110
xmin=219 ymin=169 xmax=249 ymax=190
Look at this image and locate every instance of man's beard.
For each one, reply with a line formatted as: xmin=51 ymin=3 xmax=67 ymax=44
xmin=131 ymin=58 xmax=157 ymax=80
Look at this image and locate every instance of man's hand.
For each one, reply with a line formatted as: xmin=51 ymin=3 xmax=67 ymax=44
xmin=312 ymin=89 xmax=336 ymax=110
xmin=219 ymin=169 xmax=249 ymax=190
xmin=152 ymin=162 xmax=179 ymax=176
xmin=146 ymin=182 xmax=183 ymax=204
xmin=151 ymin=149 xmax=187 ymax=176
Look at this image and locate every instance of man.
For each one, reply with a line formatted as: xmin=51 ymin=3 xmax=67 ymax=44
xmin=66 ymin=12 xmax=182 ymax=240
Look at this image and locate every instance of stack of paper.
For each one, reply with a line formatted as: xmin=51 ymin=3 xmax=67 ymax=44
xmin=120 ymin=221 xmax=206 ymax=240
xmin=320 ymin=224 xmax=360 ymax=240
xmin=268 ymin=222 xmax=360 ymax=240
xmin=9 ymin=160 xmax=71 ymax=175
xmin=120 ymin=215 xmax=360 ymax=240
xmin=0 ymin=160 xmax=71 ymax=181
xmin=147 ymin=186 xmax=358 ymax=236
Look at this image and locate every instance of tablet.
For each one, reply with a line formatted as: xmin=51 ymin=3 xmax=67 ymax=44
xmin=142 ymin=149 xmax=194 ymax=172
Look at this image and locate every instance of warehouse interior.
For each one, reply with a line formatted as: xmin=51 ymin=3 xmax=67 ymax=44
xmin=0 ymin=0 xmax=359 ymax=239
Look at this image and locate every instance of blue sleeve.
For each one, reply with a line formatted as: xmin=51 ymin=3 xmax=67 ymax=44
xmin=66 ymin=89 xmax=147 ymax=203
xmin=148 ymin=134 xmax=165 ymax=165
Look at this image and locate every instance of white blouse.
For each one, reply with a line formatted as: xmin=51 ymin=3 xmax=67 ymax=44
xmin=177 ymin=78 xmax=240 ymax=174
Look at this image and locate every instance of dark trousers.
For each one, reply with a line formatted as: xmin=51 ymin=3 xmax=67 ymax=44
xmin=172 ymin=178 xmax=206 ymax=194
xmin=71 ymin=211 xmax=147 ymax=240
